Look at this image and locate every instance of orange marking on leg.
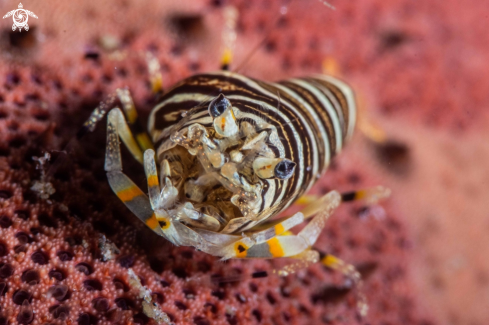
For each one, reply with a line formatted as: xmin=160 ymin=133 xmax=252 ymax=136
xmin=267 ymin=237 xmax=284 ymax=257
xmin=274 ymin=223 xmax=285 ymax=236
xmin=117 ymin=186 xmax=143 ymax=202
xmin=145 ymin=213 xmax=159 ymax=230
xmin=147 ymin=175 xmax=159 ymax=187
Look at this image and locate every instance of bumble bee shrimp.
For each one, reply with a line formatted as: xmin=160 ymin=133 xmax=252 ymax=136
xmin=72 ymin=3 xmax=390 ymax=317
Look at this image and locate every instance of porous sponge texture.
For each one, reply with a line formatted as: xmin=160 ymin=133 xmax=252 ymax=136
xmin=1 ymin=0 xmax=474 ymax=324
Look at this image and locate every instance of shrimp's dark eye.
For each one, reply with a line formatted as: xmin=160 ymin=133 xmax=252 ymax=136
xmin=209 ymin=93 xmax=231 ymax=117
xmin=274 ymin=159 xmax=296 ymax=179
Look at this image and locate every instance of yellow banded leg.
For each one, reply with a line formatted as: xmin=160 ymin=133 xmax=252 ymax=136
xmin=143 ymin=149 xmax=161 ymax=209
xmin=221 ymin=234 xmax=308 ymax=261
xmin=217 ymin=212 xmax=305 ymax=260
xmin=107 ymin=108 xmax=144 ymax=164
xmin=220 ymin=6 xmax=238 ymax=70
xmin=293 ymin=190 xmax=341 ymax=220
xmin=143 ymin=149 xmax=179 ymax=212
xmin=296 ymin=186 xmax=390 ymax=219
xmin=297 ymin=190 xmax=342 ymax=246
xmin=115 ymin=88 xmax=154 ymax=153
xmin=247 ymin=212 xmax=304 ymax=243
xmin=105 ymin=108 xmax=162 ymax=236
xmin=297 ymin=189 xmax=368 ymax=316
xmin=106 ymin=172 xmax=162 ymax=236
xmin=340 ymin=186 xmax=391 ymax=205
xmin=146 ymin=52 xmax=164 ymax=94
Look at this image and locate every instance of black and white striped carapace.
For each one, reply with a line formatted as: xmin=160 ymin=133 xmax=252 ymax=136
xmin=147 ymin=71 xmax=356 ymax=233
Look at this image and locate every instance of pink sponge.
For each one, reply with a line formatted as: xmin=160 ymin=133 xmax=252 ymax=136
xmin=0 ymin=0 xmax=443 ymax=324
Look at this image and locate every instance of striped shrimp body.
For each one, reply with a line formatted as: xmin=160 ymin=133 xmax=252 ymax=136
xmin=148 ymin=71 xmax=356 ymax=235
xmin=103 ymin=69 xmax=367 ymax=262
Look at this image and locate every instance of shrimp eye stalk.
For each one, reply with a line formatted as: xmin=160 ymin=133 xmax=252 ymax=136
xmin=274 ymin=159 xmax=296 ymax=179
xmin=209 ymin=94 xmax=238 ymax=137
xmin=209 ymin=93 xmax=231 ymax=118
xmin=253 ymin=157 xmax=296 ymax=180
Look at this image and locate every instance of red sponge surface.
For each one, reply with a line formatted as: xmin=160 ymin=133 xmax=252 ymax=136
xmin=2 ymin=0 xmax=487 ymax=324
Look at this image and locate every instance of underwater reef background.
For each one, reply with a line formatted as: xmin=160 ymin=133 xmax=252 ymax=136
xmin=0 ymin=0 xmax=488 ymax=324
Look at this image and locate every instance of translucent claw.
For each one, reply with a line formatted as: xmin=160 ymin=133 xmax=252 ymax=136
xmin=159 ymin=177 xmax=178 ymax=209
